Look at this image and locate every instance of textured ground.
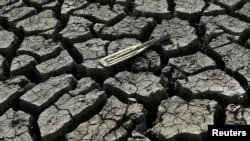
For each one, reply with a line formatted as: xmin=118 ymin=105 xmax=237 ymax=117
xmin=0 ymin=0 xmax=250 ymax=141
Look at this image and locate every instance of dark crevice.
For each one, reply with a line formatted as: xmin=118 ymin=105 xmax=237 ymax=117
xmin=61 ymin=43 xmax=83 ymax=64
xmin=145 ymin=106 xmax=159 ymax=131
xmin=53 ymin=1 xmax=63 ymax=22
xmin=29 ymin=116 xmax=42 ymax=141
xmin=58 ymin=0 xmax=64 ymax=4
xmin=1 ymin=59 xmax=9 ymax=81
xmin=211 ymin=0 xmax=247 ymax=15
xmin=196 ymin=22 xmax=207 ymax=51
xmin=150 ymin=41 xmax=169 ymax=68
xmin=60 ymin=15 xmax=70 ymax=28
xmin=0 ymin=17 xmax=10 ymax=30
xmin=9 ymin=64 xmax=41 ymax=84
xmin=159 ymin=54 xmax=169 ymax=69
xmin=3 ymin=61 xmax=10 ymax=80
xmin=146 ymin=131 xmax=165 ymax=141
xmin=59 ymin=18 xmax=68 ymax=32
xmin=100 ymin=35 xmax=141 ymax=43
xmin=213 ymin=104 xmax=226 ymax=125
xmin=1 ymin=27 xmax=26 ymax=79
xmin=0 ymin=17 xmax=24 ymax=46
xmin=104 ymin=41 xmax=110 ymax=57
xmin=106 ymin=14 xmax=127 ymax=27
xmin=93 ymin=23 xmax=106 ymax=38
xmin=24 ymin=0 xmax=65 ymax=14
xmin=132 ymin=11 xmax=169 ymax=24
xmin=238 ymin=28 xmax=250 ymax=47
xmin=0 ymin=1 xmax=17 ymax=9
xmin=61 ymin=3 xmax=90 ymax=24
xmin=22 ymin=0 xmax=43 ymax=13
xmin=247 ymin=89 xmax=250 ymax=105
xmin=141 ymin=21 xmax=158 ymax=42
xmin=89 ymin=23 xmax=98 ymax=38
xmin=70 ymin=67 xmax=82 ymax=80
xmin=21 ymin=0 xmax=31 ymax=7
xmin=12 ymin=84 xmax=35 ymax=112
xmin=147 ymin=57 xmax=161 ymax=73
xmin=161 ymin=65 xmax=178 ymax=98
xmin=189 ymin=1 xmax=210 ymax=45
xmin=167 ymin=82 xmax=177 ymax=98
xmin=231 ymin=12 xmax=250 ymax=24
xmin=13 ymin=27 xmax=25 ymax=50
xmin=87 ymin=0 xmax=116 ymax=7
xmin=103 ymin=115 xmax=132 ymax=138
xmin=167 ymin=0 xmax=176 ymax=16
xmin=54 ymin=0 xmax=65 ymax=32
xmin=225 ymin=69 xmax=249 ymax=92
xmin=136 ymin=97 xmax=168 ymax=134
xmin=124 ymin=0 xmax=135 ymax=15
xmin=73 ymin=11 xmax=126 ymax=27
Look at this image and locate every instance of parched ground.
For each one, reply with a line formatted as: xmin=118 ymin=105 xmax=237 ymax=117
xmin=0 ymin=0 xmax=250 ymax=141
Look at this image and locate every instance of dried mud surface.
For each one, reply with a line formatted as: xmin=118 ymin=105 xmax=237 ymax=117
xmin=0 ymin=0 xmax=250 ymax=141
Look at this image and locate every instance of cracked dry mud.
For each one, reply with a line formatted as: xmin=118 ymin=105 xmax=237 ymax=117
xmin=0 ymin=0 xmax=250 ymax=141
xmin=149 ymin=96 xmax=221 ymax=141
